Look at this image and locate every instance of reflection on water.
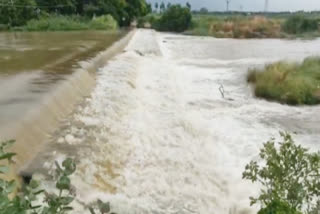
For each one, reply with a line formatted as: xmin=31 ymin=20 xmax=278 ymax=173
xmin=0 ymin=31 xmax=124 ymax=128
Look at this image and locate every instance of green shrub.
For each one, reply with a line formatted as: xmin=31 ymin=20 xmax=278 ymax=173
xmin=258 ymin=200 xmax=301 ymax=214
xmin=248 ymin=57 xmax=320 ymax=105
xmin=89 ymin=15 xmax=118 ymax=30
xmin=26 ymin=15 xmax=89 ymax=31
xmin=155 ymin=4 xmax=192 ymax=32
xmin=282 ymin=15 xmax=319 ymax=34
xmin=0 ymin=140 xmax=115 ymax=214
xmin=25 ymin=15 xmax=119 ymax=31
xmin=243 ymin=132 xmax=320 ymax=213
xmin=0 ymin=24 xmax=8 ymax=31
xmin=188 ymin=15 xmax=283 ymax=38
xmin=137 ymin=14 xmax=158 ymax=28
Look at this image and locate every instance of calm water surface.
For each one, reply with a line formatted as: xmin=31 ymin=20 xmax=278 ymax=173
xmin=0 ymin=31 xmax=124 ymax=129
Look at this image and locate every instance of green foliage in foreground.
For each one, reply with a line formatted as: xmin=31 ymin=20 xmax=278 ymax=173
xmin=0 ymin=140 xmax=115 ymax=214
xmin=24 ymin=15 xmax=118 ymax=31
xmin=258 ymin=200 xmax=302 ymax=214
xmin=283 ymin=15 xmax=319 ymax=34
xmin=248 ymin=57 xmax=320 ymax=105
xmin=243 ymin=132 xmax=320 ymax=214
xmin=153 ymin=5 xmax=192 ymax=32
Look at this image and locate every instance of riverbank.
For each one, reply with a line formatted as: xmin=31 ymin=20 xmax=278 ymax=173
xmin=138 ymin=12 xmax=320 ymax=39
xmin=248 ymin=57 xmax=320 ymax=105
xmin=0 ymin=30 xmax=134 ymax=171
xmin=186 ymin=14 xmax=320 ymax=39
xmin=1 ymin=15 xmax=118 ymax=32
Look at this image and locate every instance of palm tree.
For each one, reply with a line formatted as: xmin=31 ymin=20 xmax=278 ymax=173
xmin=155 ymin=2 xmax=159 ymax=13
xmin=186 ymin=2 xmax=191 ymax=10
xmin=167 ymin=2 xmax=171 ymax=10
xmin=160 ymin=2 xmax=165 ymax=13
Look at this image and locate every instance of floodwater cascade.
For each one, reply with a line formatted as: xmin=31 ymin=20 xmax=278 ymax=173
xmin=15 ymin=30 xmax=320 ymax=213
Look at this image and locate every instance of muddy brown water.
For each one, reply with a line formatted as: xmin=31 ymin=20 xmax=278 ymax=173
xmin=0 ymin=30 xmax=132 ymax=169
xmin=2 ymin=29 xmax=320 ymax=214
xmin=0 ymin=31 xmax=124 ymax=129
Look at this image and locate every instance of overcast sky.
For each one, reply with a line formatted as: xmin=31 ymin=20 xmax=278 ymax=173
xmin=147 ymin=0 xmax=320 ymax=12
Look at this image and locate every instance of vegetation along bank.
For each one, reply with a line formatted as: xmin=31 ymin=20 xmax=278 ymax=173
xmin=248 ymin=57 xmax=320 ymax=105
xmin=138 ymin=3 xmax=320 ymax=39
xmin=0 ymin=0 xmax=152 ymax=31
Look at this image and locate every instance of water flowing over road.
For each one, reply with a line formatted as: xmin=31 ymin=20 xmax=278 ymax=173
xmin=32 ymin=30 xmax=320 ymax=214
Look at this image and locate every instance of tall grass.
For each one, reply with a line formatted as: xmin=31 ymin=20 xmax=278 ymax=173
xmin=282 ymin=15 xmax=319 ymax=34
xmin=248 ymin=57 xmax=320 ymax=105
xmin=188 ymin=15 xmax=283 ymax=38
xmin=25 ymin=15 xmax=118 ymax=31
xmin=188 ymin=14 xmax=320 ymax=38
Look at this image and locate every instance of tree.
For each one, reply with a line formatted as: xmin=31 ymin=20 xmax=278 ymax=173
xmin=243 ymin=132 xmax=320 ymax=213
xmin=0 ymin=0 xmax=37 ymax=26
xmin=123 ymin=0 xmax=148 ymax=25
xmin=155 ymin=2 xmax=159 ymax=13
xmin=186 ymin=2 xmax=191 ymax=10
xmin=166 ymin=2 xmax=171 ymax=10
xmin=82 ymin=0 xmax=148 ymax=26
xmin=199 ymin=7 xmax=209 ymax=14
xmin=35 ymin=0 xmax=77 ymax=14
xmin=160 ymin=2 xmax=165 ymax=13
xmin=146 ymin=3 xmax=152 ymax=14
xmin=155 ymin=4 xmax=192 ymax=32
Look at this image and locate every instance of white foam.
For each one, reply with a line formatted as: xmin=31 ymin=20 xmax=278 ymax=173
xmin=42 ymin=30 xmax=320 ymax=214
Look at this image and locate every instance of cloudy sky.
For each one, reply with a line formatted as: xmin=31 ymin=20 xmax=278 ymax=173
xmin=147 ymin=0 xmax=320 ymax=12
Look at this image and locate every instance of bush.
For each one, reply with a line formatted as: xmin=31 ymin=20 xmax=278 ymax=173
xmin=248 ymin=57 xmax=320 ymax=105
xmin=243 ymin=132 xmax=320 ymax=213
xmin=137 ymin=14 xmax=158 ymax=28
xmin=155 ymin=4 xmax=192 ymax=32
xmin=258 ymin=200 xmax=301 ymax=214
xmin=89 ymin=15 xmax=118 ymax=30
xmin=187 ymin=15 xmax=283 ymax=38
xmin=26 ymin=15 xmax=89 ymax=31
xmin=282 ymin=15 xmax=319 ymax=34
xmin=25 ymin=15 xmax=118 ymax=31
xmin=0 ymin=140 xmax=115 ymax=214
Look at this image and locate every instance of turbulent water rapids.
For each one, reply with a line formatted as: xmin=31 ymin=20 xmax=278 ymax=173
xmin=33 ymin=29 xmax=320 ymax=214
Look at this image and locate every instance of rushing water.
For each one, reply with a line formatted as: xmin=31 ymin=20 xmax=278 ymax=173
xmin=23 ymin=30 xmax=320 ymax=213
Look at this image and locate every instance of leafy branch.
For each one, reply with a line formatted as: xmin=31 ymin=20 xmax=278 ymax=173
xmin=0 ymin=140 xmax=117 ymax=214
xmin=243 ymin=132 xmax=320 ymax=214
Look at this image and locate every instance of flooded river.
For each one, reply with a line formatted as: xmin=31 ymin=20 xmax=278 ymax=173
xmin=5 ymin=29 xmax=320 ymax=213
xmin=0 ymin=31 xmax=123 ymax=129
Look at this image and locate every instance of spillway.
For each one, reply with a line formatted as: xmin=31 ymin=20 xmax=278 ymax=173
xmin=7 ymin=29 xmax=320 ymax=213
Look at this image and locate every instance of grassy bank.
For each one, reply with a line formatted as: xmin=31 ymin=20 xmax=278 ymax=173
xmin=187 ymin=15 xmax=283 ymax=38
xmin=187 ymin=14 xmax=320 ymax=39
xmin=247 ymin=57 xmax=320 ymax=105
xmin=138 ymin=12 xmax=320 ymax=39
xmin=9 ymin=15 xmax=118 ymax=32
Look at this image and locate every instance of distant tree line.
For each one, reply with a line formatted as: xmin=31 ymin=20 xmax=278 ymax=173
xmin=153 ymin=1 xmax=191 ymax=13
xmin=138 ymin=3 xmax=192 ymax=33
xmin=0 ymin=0 xmax=151 ymax=27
